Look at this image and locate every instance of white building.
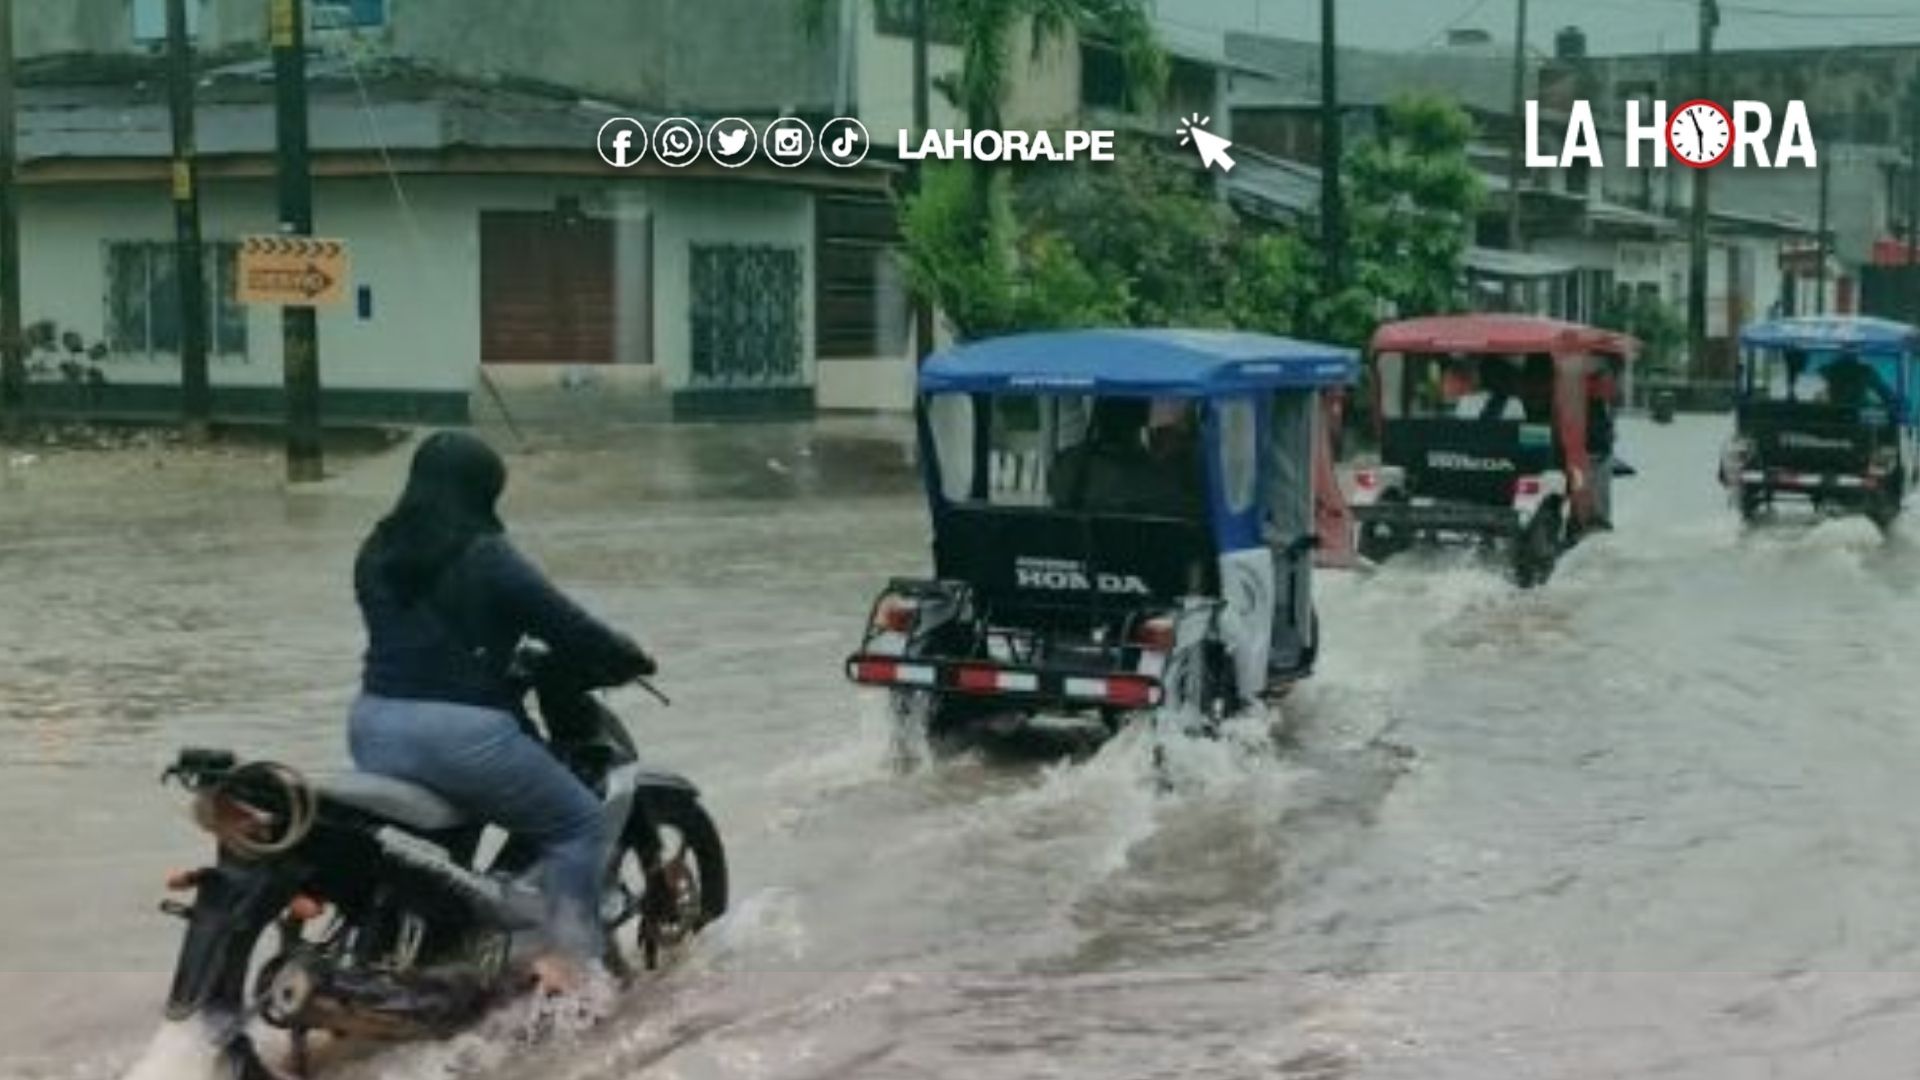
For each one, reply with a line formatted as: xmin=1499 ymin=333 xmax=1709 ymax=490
xmin=9 ymin=0 xmax=1084 ymax=422
xmin=16 ymin=65 xmax=901 ymax=422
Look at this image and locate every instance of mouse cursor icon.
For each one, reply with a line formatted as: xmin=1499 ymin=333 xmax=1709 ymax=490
xmin=1187 ymin=125 xmax=1236 ymax=173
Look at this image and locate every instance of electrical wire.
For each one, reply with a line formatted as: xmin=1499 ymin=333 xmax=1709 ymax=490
xmin=1154 ymin=0 xmax=1920 ymax=44
xmin=1421 ymin=0 xmax=1501 ymax=50
xmin=328 ymin=33 xmax=531 ymax=447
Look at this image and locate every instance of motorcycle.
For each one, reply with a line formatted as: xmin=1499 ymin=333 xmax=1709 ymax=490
xmin=153 ymin=646 xmax=727 ymax=1077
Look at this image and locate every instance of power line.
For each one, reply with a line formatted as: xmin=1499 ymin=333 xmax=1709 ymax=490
xmin=1421 ymin=0 xmax=1501 ymax=49
xmin=1154 ymin=2 xmax=1920 ymax=50
xmin=1599 ymin=0 xmax=1920 ymax=19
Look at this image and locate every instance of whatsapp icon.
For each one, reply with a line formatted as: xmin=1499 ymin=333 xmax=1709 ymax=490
xmin=653 ymin=118 xmax=704 ymax=167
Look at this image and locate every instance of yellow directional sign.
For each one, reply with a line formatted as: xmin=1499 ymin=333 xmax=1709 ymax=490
xmin=237 ymin=235 xmax=350 ymax=307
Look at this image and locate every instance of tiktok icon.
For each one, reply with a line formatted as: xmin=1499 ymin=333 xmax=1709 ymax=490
xmin=819 ymin=118 xmax=870 ymax=167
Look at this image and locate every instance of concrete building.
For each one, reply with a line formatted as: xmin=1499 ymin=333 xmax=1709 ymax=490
xmin=8 ymin=0 xmax=1083 ymax=421
xmin=1202 ymin=26 xmax=1841 ymax=377
xmin=16 ymin=60 xmax=888 ymax=422
xmin=1541 ymin=35 xmax=1920 ymax=320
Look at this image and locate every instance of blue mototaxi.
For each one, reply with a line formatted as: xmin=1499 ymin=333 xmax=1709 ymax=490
xmin=845 ymin=329 xmax=1358 ymax=747
xmin=1720 ymin=315 xmax=1920 ymax=525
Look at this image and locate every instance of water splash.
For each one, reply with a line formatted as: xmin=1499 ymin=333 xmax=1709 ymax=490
xmin=116 ymin=1021 xmax=226 ymax=1080
xmin=325 ymin=971 xmax=623 ymax=1080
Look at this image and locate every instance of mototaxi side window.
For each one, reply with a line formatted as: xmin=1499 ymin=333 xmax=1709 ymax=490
xmin=924 ymin=392 xmax=978 ymax=503
xmin=1376 ymin=352 xmax=1406 ymax=418
xmin=1390 ymin=353 xmax=1497 ymax=419
xmin=985 ymin=395 xmax=1062 ymax=506
xmin=1216 ymin=397 xmax=1259 ymax=515
xmin=928 ymin=394 xmax=1096 ymax=507
xmin=1745 ymin=346 xmax=1901 ymax=413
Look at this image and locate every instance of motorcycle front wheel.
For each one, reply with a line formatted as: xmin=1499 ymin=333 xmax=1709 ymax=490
xmin=604 ymin=791 xmax=728 ymax=979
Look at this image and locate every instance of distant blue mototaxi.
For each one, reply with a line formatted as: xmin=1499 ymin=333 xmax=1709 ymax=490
xmin=1721 ymin=315 xmax=1920 ymax=526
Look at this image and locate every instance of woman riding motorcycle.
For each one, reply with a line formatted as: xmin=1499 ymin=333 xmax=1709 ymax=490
xmin=349 ymin=431 xmax=655 ymax=993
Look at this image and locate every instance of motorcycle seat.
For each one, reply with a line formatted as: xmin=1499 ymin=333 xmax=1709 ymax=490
xmin=316 ymin=772 xmax=469 ymax=832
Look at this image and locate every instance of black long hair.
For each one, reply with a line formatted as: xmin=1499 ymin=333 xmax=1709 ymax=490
xmin=359 ymin=431 xmax=507 ymax=603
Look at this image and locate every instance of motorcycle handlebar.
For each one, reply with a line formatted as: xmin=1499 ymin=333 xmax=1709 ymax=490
xmin=633 ymin=678 xmax=672 ymax=707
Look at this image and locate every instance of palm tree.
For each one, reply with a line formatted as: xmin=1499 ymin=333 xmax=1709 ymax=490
xmin=802 ymin=0 xmax=1163 ymax=339
xmin=804 ymin=0 xmax=1164 ymax=215
xmin=803 ymin=0 xmax=1162 ymax=128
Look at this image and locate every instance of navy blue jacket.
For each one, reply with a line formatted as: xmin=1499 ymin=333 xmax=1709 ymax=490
xmin=356 ymin=534 xmax=648 ymax=711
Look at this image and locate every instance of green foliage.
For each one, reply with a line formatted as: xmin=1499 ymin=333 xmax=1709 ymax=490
xmin=904 ymin=147 xmax=1321 ymax=339
xmin=1017 ymin=148 xmax=1234 ymax=327
xmin=1014 ymin=231 xmax=1133 ymax=328
xmin=1596 ymin=287 xmax=1686 ymax=376
xmin=1343 ymin=95 xmax=1484 ymax=333
xmin=899 ymin=164 xmax=1018 ymax=337
xmin=830 ymin=0 xmax=1166 ymax=339
xmin=1225 ymin=232 xmax=1315 ymax=337
xmin=800 ymin=0 xmax=1165 ymax=128
xmin=883 ymin=3 xmax=1479 ymax=349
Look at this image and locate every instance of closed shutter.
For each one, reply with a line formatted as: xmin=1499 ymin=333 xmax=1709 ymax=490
xmin=480 ymin=211 xmax=614 ymax=364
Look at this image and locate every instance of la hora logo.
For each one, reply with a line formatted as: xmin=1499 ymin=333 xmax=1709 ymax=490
xmin=1526 ymin=99 xmax=1818 ymax=170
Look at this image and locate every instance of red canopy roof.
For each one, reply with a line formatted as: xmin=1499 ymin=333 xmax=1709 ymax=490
xmin=1872 ymin=236 xmax=1919 ymax=268
xmin=1371 ymin=315 xmax=1638 ymax=363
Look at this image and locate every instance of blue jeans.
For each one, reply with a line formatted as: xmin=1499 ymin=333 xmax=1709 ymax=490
xmin=348 ymin=693 xmax=604 ymax=961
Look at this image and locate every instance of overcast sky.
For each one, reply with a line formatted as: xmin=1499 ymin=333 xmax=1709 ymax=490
xmin=1152 ymin=0 xmax=1920 ymax=55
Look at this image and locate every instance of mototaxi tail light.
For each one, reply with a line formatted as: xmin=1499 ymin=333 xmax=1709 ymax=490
xmin=1132 ymin=616 xmax=1177 ymax=652
xmin=1105 ymin=677 xmax=1159 ymax=709
xmin=286 ymin=894 xmax=327 ymax=923
xmin=1513 ymin=476 xmax=1544 ymax=498
xmin=1354 ymin=468 xmax=1380 ymax=490
xmin=873 ymin=595 xmax=918 ymax=634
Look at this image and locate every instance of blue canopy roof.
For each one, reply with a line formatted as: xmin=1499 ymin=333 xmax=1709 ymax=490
xmin=1740 ymin=316 xmax=1920 ymax=355
xmin=919 ymin=329 xmax=1359 ymax=397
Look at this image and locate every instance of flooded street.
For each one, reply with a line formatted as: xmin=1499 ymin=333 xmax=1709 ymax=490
xmin=9 ymin=414 xmax=1920 ymax=1079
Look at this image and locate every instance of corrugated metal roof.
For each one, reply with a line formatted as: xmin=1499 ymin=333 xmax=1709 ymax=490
xmin=1225 ymin=32 xmax=1519 ymax=116
xmin=1225 ymin=147 xmax=1322 ymax=218
xmin=1464 ymin=247 xmax=1578 ymax=279
xmin=15 ymin=57 xmax=698 ymax=162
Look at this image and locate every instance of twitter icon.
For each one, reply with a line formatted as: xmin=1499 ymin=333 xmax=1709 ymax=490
xmin=707 ymin=118 xmax=758 ymax=167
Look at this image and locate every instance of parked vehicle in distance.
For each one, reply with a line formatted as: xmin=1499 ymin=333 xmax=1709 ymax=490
xmin=1348 ymin=315 xmax=1638 ymax=587
xmin=845 ymin=329 xmax=1357 ymax=754
xmin=1719 ymin=315 xmax=1920 ymax=527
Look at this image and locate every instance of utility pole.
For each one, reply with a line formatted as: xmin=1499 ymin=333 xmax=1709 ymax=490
xmin=1907 ymin=72 xmax=1919 ymax=324
xmin=1686 ymin=0 xmax=1716 ymax=385
xmin=1813 ymin=156 xmax=1829 ymax=314
xmin=0 ymin=0 xmax=23 ymax=435
xmin=167 ymin=0 xmax=210 ymax=439
xmin=272 ymin=0 xmax=322 ymax=481
xmin=1506 ymin=0 xmax=1529 ymax=251
xmin=1320 ymin=0 xmax=1344 ymax=295
xmin=911 ymin=0 xmax=935 ymax=363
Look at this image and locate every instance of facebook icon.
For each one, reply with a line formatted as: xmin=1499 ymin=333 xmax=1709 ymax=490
xmin=596 ymin=117 xmax=648 ymax=168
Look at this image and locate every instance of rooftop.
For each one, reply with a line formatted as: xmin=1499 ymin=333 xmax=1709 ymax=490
xmin=13 ymin=54 xmax=884 ymax=181
xmin=920 ymin=329 xmax=1359 ymax=397
xmin=1372 ymin=314 xmax=1640 ymax=358
xmin=1224 ymin=32 xmax=1519 ymax=116
xmin=1741 ymin=315 xmax=1920 ymax=352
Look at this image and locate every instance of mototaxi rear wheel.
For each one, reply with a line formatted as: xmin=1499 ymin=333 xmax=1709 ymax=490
xmin=1513 ymin=499 xmax=1564 ymax=589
